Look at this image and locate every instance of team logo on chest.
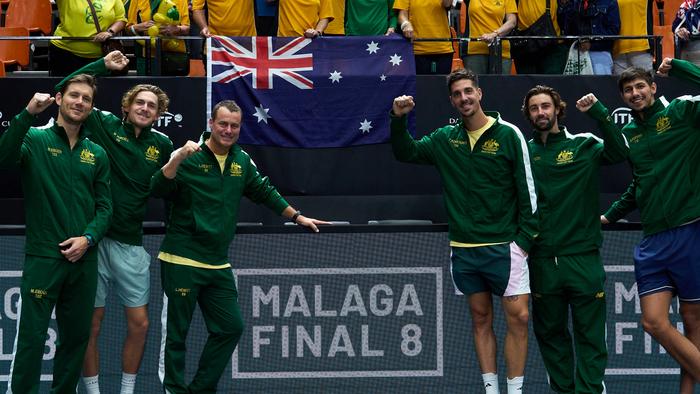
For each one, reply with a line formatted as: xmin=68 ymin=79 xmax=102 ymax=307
xmin=230 ymin=162 xmax=243 ymax=177
xmin=655 ymin=116 xmax=671 ymax=134
xmin=556 ymin=150 xmax=573 ymax=165
xmin=481 ymin=139 xmax=500 ymax=154
xmin=80 ymin=148 xmax=96 ymax=165
xmin=145 ymin=146 xmax=160 ymax=162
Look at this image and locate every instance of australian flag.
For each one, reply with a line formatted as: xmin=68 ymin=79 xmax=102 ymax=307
xmin=207 ymin=35 xmax=416 ymax=148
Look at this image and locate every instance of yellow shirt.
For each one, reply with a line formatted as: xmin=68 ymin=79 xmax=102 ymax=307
xmin=52 ymin=0 xmax=127 ymax=58
xmin=393 ymin=0 xmax=453 ymax=55
xmin=467 ymin=0 xmax=517 ymax=58
xmin=126 ymin=0 xmax=189 ymax=53
xmin=158 ymin=251 xmax=231 ymax=269
xmin=214 ymin=153 xmax=227 ymax=173
xmin=325 ymin=0 xmax=345 ymax=35
xmin=517 ymin=0 xmax=560 ymax=35
xmin=613 ymin=0 xmax=651 ymax=56
xmin=467 ymin=116 xmax=495 ymax=151
xmin=192 ymin=0 xmax=256 ymax=36
xmin=278 ymin=0 xmax=334 ymax=37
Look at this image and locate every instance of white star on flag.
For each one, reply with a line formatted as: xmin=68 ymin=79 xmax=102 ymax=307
xmin=329 ymin=70 xmax=342 ymax=83
xmin=359 ymin=119 xmax=373 ymax=133
xmin=380 ymin=74 xmax=387 ymax=81
xmin=389 ymin=54 xmax=403 ymax=66
xmin=366 ymin=41 xmax=380 ymax=54
xmin=253 ymin=104 xmax=271 ymax=124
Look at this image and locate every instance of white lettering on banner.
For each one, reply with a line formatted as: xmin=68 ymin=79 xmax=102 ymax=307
xmin=234 ymin=267 xmax=443 ymax=379
xmin=0 ymin=273 xmax=56 ymax=382
xmin=606 ymin=264 xmax=685 ymax=376
xmin=611 ymin=107 xmax=633 ymax=126
xmin=4 ymin=287 xmax=19 ymax=320
xmin=253 ymin=284 xmax=424 ymax=318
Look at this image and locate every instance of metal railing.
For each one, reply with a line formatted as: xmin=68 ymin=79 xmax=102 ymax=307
xmin=416 ymin=34 xmax=663 ymax=74
xmin=0 ymin=34 xmax=666 ymax=76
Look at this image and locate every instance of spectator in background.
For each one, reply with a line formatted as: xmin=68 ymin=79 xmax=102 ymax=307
xmin=558 ymin=0 xmax=620 ymax=75
xmin=462 ymin=0 xmax=517 ymax=74
xmin=325 ymin=0 xmax=345 ymax=35
xmin=612 ymin=0 xmax=653 ymax=74
xmin=255 ymin=0 xmax=279 ymax=36
xmin=193 ymin=0 xmax=256 ymax=38
xmin=673 ymin=0 xmax=700 ymax=66
xmin=345 ymin=0 xmax=397 ymax=36
xmin=514 ymin=0 xmax=567 ymax=74
xmin=277 ymin=0 xmax=333 ymax=37
xmin=125 ymin=0 xmax=191 ymax=76
xmin=394 ymin=0 xmax=454 ymax=74
xmin=49 ymin=0 xmax=127 ymax=76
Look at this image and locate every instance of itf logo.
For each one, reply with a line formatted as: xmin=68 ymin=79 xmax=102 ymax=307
xmin=155 ymin=112 xmax=183 ymax=129
xmin=611 ymin=107 xmax=633 ymax=126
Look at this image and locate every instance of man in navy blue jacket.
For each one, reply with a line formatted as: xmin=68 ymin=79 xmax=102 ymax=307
xmin=558 ymin=0 xmax=621 ymax=74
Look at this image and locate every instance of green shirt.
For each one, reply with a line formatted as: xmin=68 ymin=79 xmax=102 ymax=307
xmin=527 ymin=126 xmax=628 ymax=257
xmin=0 ymin=110 xmax=112 ymax=261
xmin=151 ymin=132 xmax=289 ymax=267
xmin=589 ymin=59 xmax=700 ymax=235
xmin=57 ymin=59 xmax=174 ymax=246
xmin=345 ymin=0 xmax=398 ymax=36
xmin=390 ymin=113 xmax=539 ymax=252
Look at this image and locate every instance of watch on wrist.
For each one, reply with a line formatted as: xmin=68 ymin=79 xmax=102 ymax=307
xmin=107 ymin=28 xmax=116 ymax=35
xmin=291 ymin=211 xmax=302 ymax=223
xmin=84 ymin=234 xmax=95 ymax=247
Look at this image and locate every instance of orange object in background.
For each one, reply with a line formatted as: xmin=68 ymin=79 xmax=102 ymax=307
xmin=4 ymin=0 xmax=53 ymax=35
xmin=0 ymin=26 xmax=30 ymax=69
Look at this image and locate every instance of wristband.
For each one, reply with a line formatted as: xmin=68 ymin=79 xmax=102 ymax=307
xmin=400 ymin=21 xmax=411 ymax=30
xmin=291 ymin=211 xmax=302 ymax=223
xmin=107 ymin=28 xmax=116 ymax=35
xmin=83 ymin=234 xmax=95 ymax=247
xmin=130 ymin=26 xmax=137 ymax=36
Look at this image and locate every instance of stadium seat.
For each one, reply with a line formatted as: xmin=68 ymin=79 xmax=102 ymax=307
xmin=188 ymin=59 xmax=205 ymax=77
xmin=5 ymin=0 xmax=52 ymax=35
xmin=0 ymin=27 xmax=30 ymax=69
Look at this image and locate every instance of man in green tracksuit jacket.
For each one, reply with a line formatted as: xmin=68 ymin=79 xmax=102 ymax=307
xmin=391 ymin=69 xmax=538 ymax=394
xmin=151 ymin=100 xmax=327 ymax=394
xmin=589 ymin=58 xmax=700 ymax=393
xmin=0 ymin=76 xmax=112 ymax=393
xmin=55 ymin=51 xmax=174 ymax=394
xmin=524 ymin=86 xmax=628 ymax=394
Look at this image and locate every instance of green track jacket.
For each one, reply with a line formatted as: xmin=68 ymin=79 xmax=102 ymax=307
xmin=56 ymin=59 xmax=174 ymax=245
xmin=527 ymin=126 xmax=628 ymax=257
xmin=391 ymin=113 xmax=539 ymax=252
xmin=151 ymin=132 xmax=289 ymax=266
xmin=0 ymin=109 xmax=112 ymax=261
xmin=589 ymin=59 xmax=700 ymax=236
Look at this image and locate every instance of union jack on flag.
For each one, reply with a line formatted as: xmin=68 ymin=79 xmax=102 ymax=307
xmin=207 ymin=35 xmax=416 ymax=148
xmin=210 ymin=36 xmax=313 ymax=89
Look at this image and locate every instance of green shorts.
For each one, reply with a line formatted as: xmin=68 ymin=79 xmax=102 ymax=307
xmin=451 ymin=242 xmax=530 ymax=296
xmin=95 ymin=237 xmax=151 ymax=308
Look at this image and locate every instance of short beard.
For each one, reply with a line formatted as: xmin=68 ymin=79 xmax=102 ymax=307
xmin=530 ymin=117 xmax=554 ymax=132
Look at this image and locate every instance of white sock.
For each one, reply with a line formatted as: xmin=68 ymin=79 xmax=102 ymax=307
xmin=482 ymin=372 xmax=499 ymax=394
xmin=507 ymin=376 xmax=524 ymax=393
xmin=120 ymin=372 xmax=137 ymax=394
xmin=82 ymin=375 xmax=100 ymax=394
